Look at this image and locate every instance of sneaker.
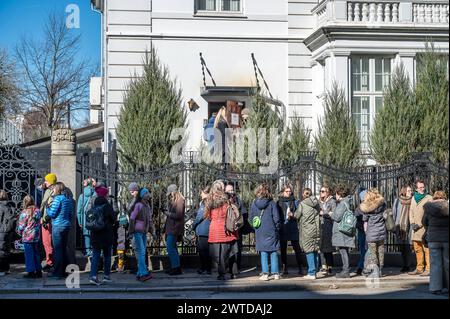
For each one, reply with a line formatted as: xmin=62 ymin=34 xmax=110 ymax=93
xmin=420 ymin=270 xmax=430 ymax=277
xmin=42 ymin=264 xmax=53 ymax=272
xmin=139 ymin=273 xmax=153 ymax=282
xmin=304 ymin=274 xmax=317 ymax=280
xmin=319 ymin=267 xmax=328 ymax=274
xmin=272 ymin=274 xmax=281 ymax=280
xmin=169 ymin=267 xmax=182 ymax=276
xmin=408 ymin=269 xmax=424 ymax=275
xmin=327 ymin=268 xmax=333 ymax=275
xmin=102 ymin=276 xmax=112 ymax=283
xmin=335 ymin=271 xmax=350 ymax=279
xmin=23 ymin=272 xmax=36 ymax=279
xmin=356 ymin=268 xmax=363 ymax=276
xmin=89 ymin=277 xmax=102 ymax=286
xmin=259 ymin=274 xmax=270 ymax=281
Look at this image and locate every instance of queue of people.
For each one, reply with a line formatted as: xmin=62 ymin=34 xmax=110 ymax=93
xmin=0 ymin=176 xmax=447 ymax=295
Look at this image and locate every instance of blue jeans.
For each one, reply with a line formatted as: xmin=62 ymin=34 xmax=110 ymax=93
xmin=90 ymin=246 xmax=112 ymax=278
xmin=83 ymin=233 xmax=92 ymax=257
xmin=134 ymin=233 xmax=149 ymax=277
xmin=24 ymin=242 xmax=41 ymax=273
xmin=166 ymin=234 xmax=180 ymax=268
xmin=261 ymin=251 xmax=279 ymax=275
xmin=306 ymin=252 xmax=319 ymax=276
xmin=357 ymin=229 xmax=366 ymax=270
xmin=52 ymin=226 xmax=70 ymax=277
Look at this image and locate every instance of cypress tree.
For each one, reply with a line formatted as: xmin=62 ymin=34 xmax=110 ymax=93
xmin=116 ymin=48 xmax=187 ymax=172
xmin=315 ymin=83 xmax=361 ymax=169
xmin=370 ymin=64 xmax=419 ymax=164
xmin=280 ymin=113 xmax=311 ymax=167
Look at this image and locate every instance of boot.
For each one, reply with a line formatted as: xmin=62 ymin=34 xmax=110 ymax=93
xmin=169 ymin=267 xmax=182 ymax=276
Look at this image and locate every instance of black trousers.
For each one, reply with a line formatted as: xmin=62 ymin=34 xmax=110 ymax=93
xmin=229 ymin=233 xmax=243 ymax=272
xmin=197 ymin=236 xmax=211 ymax=272
xmin=0 ymin=256 xmax=10 ymax=272
xmin=280 ymin=240 xmax=303 ymax=270
xmin=399 ymin=244 xmax=412 ymax=268
xmin=210 ymin=242 xmax=238 ymax=276
xmin=319 ymin=252 xmax=334 ymax=268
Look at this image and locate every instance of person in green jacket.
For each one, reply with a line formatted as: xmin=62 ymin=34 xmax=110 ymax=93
xmin=295 ymin=188 xmax=321 ymax=279
xmin=40 ymin=173 xmax=57 ymax=271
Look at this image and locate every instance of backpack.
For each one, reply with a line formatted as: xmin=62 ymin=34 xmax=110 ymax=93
xmin=85 ymin=204 xmax=107 ymax=231
xmin=338 ymin=202 xmax=357 ymax=237
xmin=383 ymin=208 xmax=395 ymax=232
xmin=117 ymin=210 xmax=129 ymax=227
xmin=225 ymin=203 xmax=243 ymax=234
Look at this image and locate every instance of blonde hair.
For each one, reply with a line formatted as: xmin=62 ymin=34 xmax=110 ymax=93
xmin=433 ymin=191 xmax=447 ymax=200
xmin=22 ymin=195 xmax=35 ymax=210
xmin=170 ymin=191 xmax=185 ymax=204
xmin=213 ymin=107 xmax=228 ymax=128
xmin=52 ymin=182 xmax=66 ymax=196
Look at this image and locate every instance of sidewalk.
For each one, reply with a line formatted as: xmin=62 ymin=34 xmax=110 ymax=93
xmin=0 ymin=265 xmax=434 ymax=295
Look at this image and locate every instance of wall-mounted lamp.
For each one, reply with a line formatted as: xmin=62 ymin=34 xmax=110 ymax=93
xmin=187 ymin=98 xmax=199 ymax=112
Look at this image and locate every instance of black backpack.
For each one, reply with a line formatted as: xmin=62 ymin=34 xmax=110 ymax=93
xmin=85 ymin=204 xmax=107 ymax=231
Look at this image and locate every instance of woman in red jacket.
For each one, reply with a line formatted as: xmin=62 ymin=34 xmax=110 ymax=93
xmin=205 ymin=180 xmax=238 ymax=280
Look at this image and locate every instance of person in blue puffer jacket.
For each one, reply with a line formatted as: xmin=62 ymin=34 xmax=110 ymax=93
xmin=46 ymin=182 xmax=73 ymax=279
xmin=193 ymin=186 xmax=211 ymax=275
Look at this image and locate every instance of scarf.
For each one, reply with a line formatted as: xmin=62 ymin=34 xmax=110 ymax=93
xmin=413 ymin=192 xmax=427 ymax=204
xmin=278 ymin=195 xmax=296 ymax=217
xmin=399 ymin=195 xmax=411 ymax=241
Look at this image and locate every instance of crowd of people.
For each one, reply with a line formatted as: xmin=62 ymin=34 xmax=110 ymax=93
xmin=0 ymin=175 xmax=448 ymax=295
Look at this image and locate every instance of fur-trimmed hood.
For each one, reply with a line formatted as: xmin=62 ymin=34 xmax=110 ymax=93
xmin=360 ymin=194 xmax=386 ymax=214
xmin=424 ymin=199 xmax=449 ymax=217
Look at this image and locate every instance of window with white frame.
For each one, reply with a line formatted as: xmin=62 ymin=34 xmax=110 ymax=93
xmin=196 ymin=0 xmax=241 ymax=13
xmin=351 ymin=56 xmax=391 ymax=151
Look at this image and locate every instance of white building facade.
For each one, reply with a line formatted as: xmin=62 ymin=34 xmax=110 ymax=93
xmin=91 ymin=0 xmax=449 ymax=157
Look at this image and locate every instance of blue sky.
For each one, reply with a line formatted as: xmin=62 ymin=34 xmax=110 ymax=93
xmin=0 ymin=0 xmax=101 ymax=125
xmin=0 ymin=0 xmax=101 ymax=68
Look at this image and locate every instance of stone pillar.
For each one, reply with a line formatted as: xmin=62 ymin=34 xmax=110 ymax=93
xmin=51 ymin=128 xmax=77 ymax=266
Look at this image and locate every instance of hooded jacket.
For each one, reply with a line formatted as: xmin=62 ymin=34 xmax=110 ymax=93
xmin=90 ymin=196 xmax=117 ymax=249
xmin=250 ymin=198 xmax=281 ymax=252
xmin=193 ymin=201 xmax=210 ymax=237
xmin=207 ymin=191 xmax=237 ymax=243
xmin=423 ymin=200 xmax=449 ymax=243
xmin=77 ymin=186 xmax=96 ymax=235
xmin=360 ymin=193 xmax=387 ymax=243
xmin=295 ymin=196 xmax=321 ymax=253
xmin=331 ymin=196 xmax=356 ymax=248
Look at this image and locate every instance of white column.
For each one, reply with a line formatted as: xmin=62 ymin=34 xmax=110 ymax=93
xmin=397 ymin=53 xmax=416 ymax=86
xmin=332 ymin=52 xmax=351 ymax=100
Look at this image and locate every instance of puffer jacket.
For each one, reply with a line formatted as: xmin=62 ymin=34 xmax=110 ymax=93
xmin=193 ymin=202 xmax=210 ymax=237
xmin=331 ymin=196 xmax=356 ymax=248
xmin=423 ymin=200 xmax=449 ymax=243
xmin=208 ymin=191 xmax=238 ymax=243
xmin=16 ymin=207 xmax=41 ymax=243
xmin=46 ymin=193 xmax=73 ymax=228
xmin=295 ymin=196 xmax=320 ymax=253
xmin=250 ymin=198 xmax=281 ymax=252
xmin=0 ymin=201 xmax=16 ymax=257
xmin=77 ymin=186 xmax=96 ymax=235
xmin=360 ymin=194 xmax=387 ymax=243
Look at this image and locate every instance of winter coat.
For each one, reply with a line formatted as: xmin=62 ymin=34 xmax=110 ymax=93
xmin=46 ymin=193 xmax=73 ymax=228
xmin=319 ymin=197 xmax=336 ymax=253
xmin=331 ymin=196 xmax=356 ymax=248
xmin=423 ymin=200 xmax=449 ymax=243
xmin=208 ymin=193 xmax=238 ymax=243
xmin=360 ymin=194 xmax=387 ymax=243
xmin=193 ymin=202 xmax=210 ymax=237
xmin=40 ymin=188 xmax=53 ymax=225
xmin=164 ymin=197 xmax=185 ymax=238
xmin=250 ymin=198 xmax=281 ymax=252
xmin=295 ymin=196 xmax=320 ymax=253
xmin=90 ymin=196 xmax=117 ymax=249
xmin=129 ymin=202 xmax=153 ymax=234
xmin=0 ymin=201 xmax=15 ymax=257
xmin=16 ymin=207 xmax=41 ymax=243
xmin=409 ymin=194 xmax=433 ymax=242
xmin=277 ymin=195 xmax=299 ymax=241
xmin=77 ymin=186 xmax=96 ymax=236
xmin=392 ymin=197 xmax=412 ymax=245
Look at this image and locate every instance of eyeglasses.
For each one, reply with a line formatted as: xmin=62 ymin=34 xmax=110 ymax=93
xmin=320 ymin=190 xmax=327 ymax=193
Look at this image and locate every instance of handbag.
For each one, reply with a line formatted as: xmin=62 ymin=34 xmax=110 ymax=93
xmin=252 ymin=209 xmax=265 ymax=229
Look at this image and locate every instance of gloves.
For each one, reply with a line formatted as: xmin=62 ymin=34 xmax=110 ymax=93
xmin=411 ymin=223 xmax=421 ymax=232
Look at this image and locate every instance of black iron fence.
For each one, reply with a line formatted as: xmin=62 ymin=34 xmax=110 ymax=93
xmin=77 ymin=150 xmax=449 ymax=255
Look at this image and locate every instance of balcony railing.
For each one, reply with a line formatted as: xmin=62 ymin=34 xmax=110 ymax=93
xmin=312 ymin=0 xmax=449 ymax=27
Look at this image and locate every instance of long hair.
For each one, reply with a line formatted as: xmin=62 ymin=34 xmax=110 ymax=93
xmin=170 ymin=191 xmax=185 ymax=205
xmin=255 ymin=183 xmax=272 ymax=200
xmin=52 ymin=182 xmax=66 ymax=196
xmin=399 ymin=185 xmax=412 ymax=198
xmin=0 ymin=190 xmax=8 ymax=201
xmin=213 ymin=106 xmax=228 ymax=128
xmin=22 ymin=195 xmax=35 ymax=210
xmin=433 ymin=191 xmax=447 ymax=200
xmin=203 ymin=181 xmax=228 ymax=219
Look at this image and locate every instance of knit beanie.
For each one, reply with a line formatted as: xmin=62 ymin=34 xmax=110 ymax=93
xmin=95 ymin=186 xmax=108 ymax=198
xmin=128 ymin=182 xmax=139 ymax=192
xmin=45 ymin=173 xmax=57 ymax=185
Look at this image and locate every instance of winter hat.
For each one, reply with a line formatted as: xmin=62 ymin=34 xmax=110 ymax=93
xmin=140 ymin=188 xmax=150 ymax=198
xmin=45 ymin=173 xmax=57 ymax=185
xmin=128 ymin=182 xmax=139 ymax=192
xmin=166 ymin=184 xmax=178 ymax=196
xmin=35 ymin=178 xmax=43 ymax=187
xmin=95 ymin=186 xmax=108 ymax=198
xmin=95 ymin=181 xmax=106 ymax=188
